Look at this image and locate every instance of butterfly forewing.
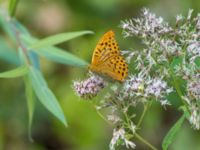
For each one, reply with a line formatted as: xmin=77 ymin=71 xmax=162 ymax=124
xmin=90 ymin=30 xmax=128 ymax=81
xmin=91 ymin=31 xmax=120 ymax=65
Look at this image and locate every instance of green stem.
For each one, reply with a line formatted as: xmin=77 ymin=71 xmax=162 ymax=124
xmin=136 ymin=101 xmax=151 ymax=128
xmin=121 ymin=107 xmax=133 ymax=129
xmin=123 ymin=107 xmax=158 ymax=150
xmin=91 ymin=101 xmax=113 ymax=126
xmin=135 ymin=133 xmax=158 ymax=150
xmin=8 ymin=0 xmax=20 ymax=17
xmin=96 ymin=110 xmax=113 ymax=126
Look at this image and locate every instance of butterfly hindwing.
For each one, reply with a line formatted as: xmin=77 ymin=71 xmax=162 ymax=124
xmin=98 ymin=55 xmax=128 ymax=81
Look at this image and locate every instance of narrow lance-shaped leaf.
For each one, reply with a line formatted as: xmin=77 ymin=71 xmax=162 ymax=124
xmin=32 ymin=46 xmax=89 ymax=67
xmin=22 ymin=35 xmax=89 ymax=67
xmin=28 ymin=31 xmax=94 ymax=49
xmin=162 ymin=113 xmax=186 ymax=150
xmin=0 ymin=36 xmax=19 ymax=65
xmin=195 ymin=57 xmax=200 ymax=68
xmin=28 ymin=51 xmax=40 ymax=70
xmin=0 ymin=65 xmax=28 ymax=78
xmin=0 ymin=14 xmax=17 ymax=42
xmin=28 ymin=66 xmax=67 ymax=127
xmin=24 ymin=75 xmax=35 ymax=142
xmin=13 ymin=18 xmax=31 ymax=36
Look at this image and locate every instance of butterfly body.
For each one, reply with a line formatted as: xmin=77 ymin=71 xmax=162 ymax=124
xmin=89 ymin=30 xmax=128 ymax=82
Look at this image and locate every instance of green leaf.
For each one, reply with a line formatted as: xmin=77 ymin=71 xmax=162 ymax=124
xmin=0 ymin=65 xmax=28 ymax=78
xmin=24 ymin=75 xmax=35 ymax=142
xmin=18 ymin=47 xmax=27 ymax=65
xmin=32 ymin=46 xmax=89 ymax=67
xmin=28 ymin=31 xmax=94 ymax=49
xmin=0 ymin=37 xmax=19 ymax=65
xmin=8 ymin=0 xmax=19 ymax=17
xmin=22 ymin=35 xmax=89 ymax=67
xmin=0 ymin=12 xmax=30 ymax=43
xmin=13 ymin=18 xmax=31 ymax=36
xmin=28 ymin=51 xmax=40 ymax=69
xmin=0 ymin=15 xmax=16 ymax=41
xmin=166 ymin=92 xmax=182 ymax=107
xmin=28 ymin=66 xmax=67 ymax=127
xmin=170 ymin=56 xmax=183 ymax=70
xmin=162 ymin=114 xmax=186 ymax=150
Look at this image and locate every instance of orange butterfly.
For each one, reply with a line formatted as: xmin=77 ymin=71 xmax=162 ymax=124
xmin=89 ymin=30 xmax=128 ymax=82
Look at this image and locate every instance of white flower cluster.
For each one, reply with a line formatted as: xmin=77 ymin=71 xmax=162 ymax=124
xmin=109 ymin=128 xmax=136 ymax=150
xmin=189 ymin=104 xmax=200 ymax=130
xmin=73 ymin=74 xmax=107 ymax=99
xmin=109 ymin=75 xmax=172 ymax=107
xmin=186 ymin=76 xmax=200 ymax=129
xmin=120 ymin=8 xmax=200 ymax=131
xmin=187 ymin=79 xmax=200 ymax=100
xmin=187 ymin=41 xmax=200 ymax=57
xmin=145 ymin=78 xmax=172 ymax=103
xmin=121 ymin=8 xmax=172 ymax=39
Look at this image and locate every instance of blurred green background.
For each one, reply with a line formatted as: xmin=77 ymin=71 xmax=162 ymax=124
xmin=0 ymin=0 xmax=200 ymax=150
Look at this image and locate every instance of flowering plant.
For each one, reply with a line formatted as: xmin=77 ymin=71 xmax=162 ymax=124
xmin=73 ymin=8 xmax=200 ymax=150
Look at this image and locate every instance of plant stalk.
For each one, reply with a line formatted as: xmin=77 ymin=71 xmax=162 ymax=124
xmin=135 ymin=133 xmax=158 ymax=150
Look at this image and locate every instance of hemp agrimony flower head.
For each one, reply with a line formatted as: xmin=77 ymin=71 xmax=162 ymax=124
xmin=109 ymin=128 xmax=136 ymax=150
xmin=106 ymin=75 xmax=172 ymax=108
xmin=185 ymin=75 xmax=200 ymax=129
xmin=121 ymin=8 xmax=172 ymax=39
xmin=120 ymin=8 xmax=200 ymax=131
xmin=187 ymin=78 xmax=200 ymax=100
xmin=189 ymin=103 xmax=200 ymax=130
xmin=73 ymin=74 xmax=107 ymax=99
